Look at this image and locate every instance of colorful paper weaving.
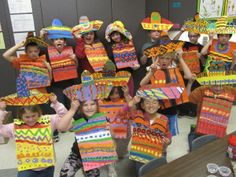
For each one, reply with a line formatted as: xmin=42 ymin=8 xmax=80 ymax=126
xmin=99 ymin=100 xmax=129 ymax=139
xmin=136 ymin=83 xmax=184 ymax=100
xmin=63 ymin=70 xmax=113 ymax=101
xmin=48 ymin=46 xmax=78 ymax=82
xmin=196 ymin=90 xmax=234 ymax=138
xmin=112 ymin=41 xmax=139 ymax=69
xmin=150 ymin=68 xmax=189 ymax=109
xmin=72 ymin=113 xmax=117 ymax=171
xmin=182 ymin=50 xmax=201 ymax=74
xmin=20 ymin=62 xmax=50 ymax=89
xmin=14 ymin=116 xmax=55 ymax=171
xmin=91 ymin=60 xmax=131 ymax=86
xmin=84 ymin=42 xmax=109 ymax=72
xmin=184 ymin=14 xmax=209 ymax=34
xmin=141 ymin=12 xmax=173 ymax=31
xmin=129 ymin=111 xmax=166 ymax=163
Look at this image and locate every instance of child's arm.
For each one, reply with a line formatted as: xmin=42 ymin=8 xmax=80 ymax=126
xmin=189 ymin=86 xmax=206 ymax=104
xmin=122 ymin=85 xmax=132 ymax=103
xmin=230 ymin=50 xmax=236 ymax=70
xmin=201 ymin=32 xmax=215 ymax=55
xmin=186 ymin=74 xmax=197 ymax=96
xmin=43 ymin=61 xmax=52 ymax=81
xmin=75 ymin=37 xmax=86 ymax=59
xmin=176 ymin=48 xmax=192 ymax=80
xmin=2 ymin=41 xmax=25 ymax=62
xmin=0 ymin=101 xmax=14 ymax=138
xmin=39 ymin=28 xmax=47 ymax=39
xmin=56 ymin=100 xmax=80 ymax=132
xmin=173 ymin=25 xmax=186 ymax=40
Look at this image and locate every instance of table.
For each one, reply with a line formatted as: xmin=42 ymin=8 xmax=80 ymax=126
xmin=142 ymin=132 xmax=236 ymax=177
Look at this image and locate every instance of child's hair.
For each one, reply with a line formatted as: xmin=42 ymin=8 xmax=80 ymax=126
xmin=25 ymin=42 xmax=40 ymax=52
xmin=105 ymin=86 xmax=124 ymax=101
xmin=77 ymin=100 xmax=99 ymax=117
xmin=82 ymin=31 xmax=99 ymax=42
xmin=158 ymin=51 xmax=176 ymax=59
xmin=109 ymin=31 xmax=129 ymax=45
xmin=17 ymin=105 xmax=42 ymax=119
xmin=217 ymin=34 xmax=232 ymax=39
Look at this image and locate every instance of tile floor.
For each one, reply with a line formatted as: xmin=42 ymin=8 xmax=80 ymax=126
xmin=0 ymin=106 xmax=235 ymax=177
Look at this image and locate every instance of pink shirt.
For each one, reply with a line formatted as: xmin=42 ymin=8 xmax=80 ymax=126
xmin=0 ymin=101 xmax=68 ymax=138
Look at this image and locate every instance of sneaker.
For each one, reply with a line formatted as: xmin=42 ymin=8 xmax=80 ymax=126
xmin=53 ymin=135 xmax=60 ymax=143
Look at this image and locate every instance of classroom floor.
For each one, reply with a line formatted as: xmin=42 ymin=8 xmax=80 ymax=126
xmin=0 ymin=106 xmax=235 ymax=177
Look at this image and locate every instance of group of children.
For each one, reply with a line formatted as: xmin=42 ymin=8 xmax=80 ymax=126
xmin=0 ymin=11 xmax=236 ymax=177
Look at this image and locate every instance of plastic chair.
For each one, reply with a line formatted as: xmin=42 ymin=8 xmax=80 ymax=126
xmin=191 ymin=134 xmax=218 ymax=151
xmin=138 ymin=157 xmax=167 ymax=176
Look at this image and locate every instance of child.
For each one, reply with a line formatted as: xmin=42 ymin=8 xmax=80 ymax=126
xmin=127 ymin=92 xmax=172 ymax=176
xmin=60 ymin=71 xmax=118 ymax=177
xmin=140 ymin=43 xmax=192 ymax=136
xmin=72 ymin=16 xmax=109 ymax=74
xmin=0 ymin=77 xmax=68 ymax=177
xmin=140 ymin=12 xmax=173 ymax=69
xmin=189 ymin=58 xmax=236 ymax=139
xmin=105 ymin=21 xmax=140 ymax=96
xmin=2 ymin=32 xmax=51 ymax=93
xmin=201 ymin=16 xmax=236 ymax=71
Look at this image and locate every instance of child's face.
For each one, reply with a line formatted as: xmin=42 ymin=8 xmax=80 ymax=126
xmin=110 ymin=32 xmax=122 ymax=43
xmin=82 ymin=100 xmax=98 ymax=117
xmin=188 ymin=32 xmax=200 ymax=44
xmin=26 ymin=46 xmax=40 ymax=61
xmin=149 ymin=30 xmax=161 ymax=41
xmin=21 ymin=110 xmax=40 ymax=126
xmin=141 ymin=99 xmax=160 ymax=115
xmin=52 ymin=38 xmax=66 ymax=51
xmin=158 ymin=56 xmax=172 ymax=69
xmin=211 ymin=85 xmax=223 ymax=94
xmin=83 ymin=32 xmax=95 ymax=45
xmin=218 ymin=34 xmax=231 ymax=45
xmin=109 ymin=88 xmax=121 ymax=102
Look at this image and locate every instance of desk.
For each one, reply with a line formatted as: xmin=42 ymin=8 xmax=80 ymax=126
xmin=142 ymin=133 xmax=236 ymax=177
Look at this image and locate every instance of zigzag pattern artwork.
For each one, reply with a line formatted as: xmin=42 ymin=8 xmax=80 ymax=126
xmin=72 ymin=113 xmax=117 ymax=171
xmin=14 ymin=116 xmax=55 ymax=171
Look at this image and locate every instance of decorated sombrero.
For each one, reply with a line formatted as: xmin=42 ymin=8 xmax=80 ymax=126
xmin=136 ymin=83 xmax=184 ymax=100
xmin=196 ymin=57 xmax=236 ymax=85
xmin=91 ymin=60 xmax=131 ymax=86
xmin=63 ymin=70 xmax=113 ymax=101
xmin=24 ymin=32 xmax=49 ymax=47
xmin=207 ymin=16 xmax=236 ymax=34
xmin=2 ymin=76 xmax=50 ymax=106
xmin=105 ymin=21 xmax=132 ymax=42
xmin=72 ymin=16 xmax=103 ymax=36
xmin=143 ymin=38 xmax=184 ymax=58
xmin=141 ymin=12 xmax=173 ymax=31
xmin=46 ymin=19 xmax=73 ymax=39
xmin=184 ymin=13 xmax=209 ymax=34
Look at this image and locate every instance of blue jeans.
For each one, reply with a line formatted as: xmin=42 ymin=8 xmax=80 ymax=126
xmin=166 ymin=114 xmax=179 ymax=136
xmin=17 ymin=166 xmax=54 ymax=177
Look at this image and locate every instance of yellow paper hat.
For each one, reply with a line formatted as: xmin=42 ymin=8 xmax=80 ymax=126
xmin=105 ymin=21 xmax=132 ymax=42
xmin=143 ymin=38 xmax=184 ymax=58
xmin=141 ymin=12 xmax=173 ymax=31
xmin=196 ymin=56 xmax=236 ymax=85
xmin=184 ymin=13 xmax=209 ymax=34
xmin=207 ymin=16 xmax=236 ymax=34
xmin=91 ymin=60 xmax=131 ymax=86
xmin=2 ymin=76 xmax=50 ymax=106
xmin=72 ymin=16 xmax=103 ymax=36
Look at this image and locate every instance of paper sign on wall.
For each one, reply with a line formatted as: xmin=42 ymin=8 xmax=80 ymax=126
xmin=10 ymin=14 xmax=35 ymax=32
xmin=0 ymin=33 xmax=6 ymax=49
xmin=7 ymin=0 xmax=32 ymax=14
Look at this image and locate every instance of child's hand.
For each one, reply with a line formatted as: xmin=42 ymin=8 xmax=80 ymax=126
xmin=175 ymin=48 xmax=183 ymax=60
xmin=0 ymin=100 xmax=6 ymax=111
xmin=40 ymin=28 xmax=48 ymax=38
xmin=180 ymin=24 xmax=186 ymax=32
xmin=70 ymin=100 xmax=80 ymax=112
xmin=132 ymin=63 xmax=140 ymax=70
xmin=208 ymin=32 xmax=215 ymax=41
xmin=122 ymin=86 xmax=129 ymax=96
xmin=17 ymin=41 xmax=25 ymax=48
xmin=132 ymin=96 xmax=141 ymax=105
xmin=49 ymin=93 xmax=58 ymax=104
xmin=73 ymin=31 xmax=82 ymax=39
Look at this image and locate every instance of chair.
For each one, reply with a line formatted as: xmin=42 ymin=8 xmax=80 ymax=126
xmin=191 ymin=134 xmax=218 ymax=151
xmin=138 ymin=157 xmax=167 ymax=176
